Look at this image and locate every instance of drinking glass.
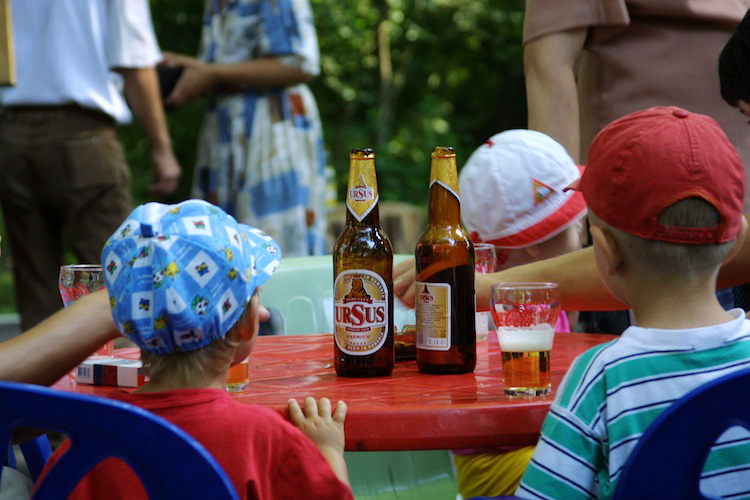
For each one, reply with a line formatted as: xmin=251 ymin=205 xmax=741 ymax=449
xmin=59 ymin=264 xmax=113 ymax=357
xmin=474 ymin=243 xmax=497 ymax=274
xmin=474 ymin=243 xmax=497 ymax=341
xmin=226 ymin=357 xmax=249 ymax=392
xmin=490 ymin=282 xmax=560 ymax=396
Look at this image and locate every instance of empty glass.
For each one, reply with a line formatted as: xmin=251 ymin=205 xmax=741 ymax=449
xmin=474 ymin=243 xmax=497 ymax=341
xmin=59 ymin=264 xmax=113 ymax=356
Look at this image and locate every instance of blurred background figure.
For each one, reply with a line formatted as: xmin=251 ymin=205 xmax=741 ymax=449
xmin=161 ymin=0 xmax=327 ymax=257
xmin=524 ymin=0 xmax=750 ymax=170
xmin=0 ymin=0 xmax=181 ymax=331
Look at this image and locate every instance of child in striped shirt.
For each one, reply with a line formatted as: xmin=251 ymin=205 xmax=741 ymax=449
xmin=516 ymin=106 xmax=750 ymax=499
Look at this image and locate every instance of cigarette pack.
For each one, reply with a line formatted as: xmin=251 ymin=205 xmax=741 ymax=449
xmin=76 ymin=357 xmax=147 ymax=388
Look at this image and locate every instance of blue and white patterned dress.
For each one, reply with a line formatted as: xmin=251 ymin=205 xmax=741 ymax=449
xmin=192 ymin=0 xmax=327 ymax=257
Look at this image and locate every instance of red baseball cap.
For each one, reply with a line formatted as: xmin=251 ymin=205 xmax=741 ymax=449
xmin=572 ymin=106 xmax=745 ymax=244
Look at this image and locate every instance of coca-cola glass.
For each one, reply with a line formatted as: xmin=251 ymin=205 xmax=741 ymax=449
xmin=490 ymin=282 xmax=560 ymax=396
xmin=59 ymin=264 xmax=113 ymax=357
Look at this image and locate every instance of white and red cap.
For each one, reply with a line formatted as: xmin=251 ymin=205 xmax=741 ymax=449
xmin=459 ymin=129 xmax=587 ymax=248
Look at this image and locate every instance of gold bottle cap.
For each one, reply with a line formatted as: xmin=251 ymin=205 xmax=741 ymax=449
xmin=431 ymin=146 xmax=455 ymax=158
xmin=350 ymin=148 xmax=375 ymax=159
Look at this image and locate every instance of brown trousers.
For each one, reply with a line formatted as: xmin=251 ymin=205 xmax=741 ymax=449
xmin=0 ymin=106 xmax=132 ymax=330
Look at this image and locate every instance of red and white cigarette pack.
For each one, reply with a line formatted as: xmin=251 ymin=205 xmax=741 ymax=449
xmin=76 ymin=357 xmax=147 ymax=387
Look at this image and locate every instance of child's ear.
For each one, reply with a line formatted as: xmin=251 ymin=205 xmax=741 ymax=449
xmin=238 ymin=294 xmax=261 ymax=342
xmin=590 ymin=225 xmax=622 ymax=276
xmin=722 ymin=216 xmax=748 ymax=265
xmin=228 ymin=295 xmax=260 ymax=342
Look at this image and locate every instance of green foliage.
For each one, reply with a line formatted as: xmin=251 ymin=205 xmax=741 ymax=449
xmin=0 ymin=0 xmax=527 ymax=316
xmin=129 ymin=0 xmax=526 ymax=207
xmin=120 ymin=0 xmax=206 ymax=206
xmin=310 ymin=0 xmax=527 ymax=205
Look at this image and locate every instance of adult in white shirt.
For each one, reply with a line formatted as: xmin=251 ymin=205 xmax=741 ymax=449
xmin=0 ymin=0 xmax=181 ymax=330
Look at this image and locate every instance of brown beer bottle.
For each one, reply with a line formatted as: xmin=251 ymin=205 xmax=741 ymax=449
xmin=415 ymin=146 xmax=476 ymax=374
xmin=333 ymin=148 xmax=394 ymax=377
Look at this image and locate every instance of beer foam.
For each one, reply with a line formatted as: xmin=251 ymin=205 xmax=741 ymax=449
xmin=497 ymin=324 xmax=554 ymax=351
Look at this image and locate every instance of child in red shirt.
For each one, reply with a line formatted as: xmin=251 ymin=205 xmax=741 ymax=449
xmin=38 ymin=199 xmax=352 ymax=499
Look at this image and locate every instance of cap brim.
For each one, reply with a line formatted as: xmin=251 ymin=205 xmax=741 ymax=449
xmin=237 ymin=223 xmax=282 ymax=288
xmin=563 ymin=178 xmax=582 ymax=192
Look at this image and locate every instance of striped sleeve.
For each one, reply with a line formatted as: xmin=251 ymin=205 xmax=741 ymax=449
xmin=517 ymin=345 xmax=613 ymax=499
xmin=517 ymin=405 xmax=602 ymax=499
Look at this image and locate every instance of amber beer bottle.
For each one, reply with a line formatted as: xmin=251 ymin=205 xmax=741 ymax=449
xmin=333 ymin=148 xmax=394 ymax=377
xmin=415 ymin=146 xmax=476 ymax=374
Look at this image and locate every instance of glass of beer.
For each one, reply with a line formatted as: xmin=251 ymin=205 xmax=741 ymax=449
xmin=490 ymin=282 xmax=560 ymax=396
xmin=474 ymin=243 xmax=497 ymax=341
xmin=59 ymin=264 xmax=113 ymax=357
xmin=226 ymin=357 xmax=249 ymax=392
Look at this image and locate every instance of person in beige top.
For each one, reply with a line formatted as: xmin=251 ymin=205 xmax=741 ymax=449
xmin=396 ymin=5 xmax=750 ymax=327
xmin=524 ymin=0 xmax=750 ymax=202
xmin=524 ymin=0 xmax=750 ymax=331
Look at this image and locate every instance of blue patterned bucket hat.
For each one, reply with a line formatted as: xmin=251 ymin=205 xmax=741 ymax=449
xmin=101 ymin=200 xmax=281 ymax=354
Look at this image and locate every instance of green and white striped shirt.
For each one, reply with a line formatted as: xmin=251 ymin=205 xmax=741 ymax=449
xmin=517 ymin=309 xmax=750 ymax=499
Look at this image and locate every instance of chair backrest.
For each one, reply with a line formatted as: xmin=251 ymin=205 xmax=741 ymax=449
xmin=612 ymin=367 xmax=750 ymax=500
xmin=0 ymin=381 xmax=238 ymax=499
xmin=261 ymin=254 xmax=415 ymax=335
xmin=10 ymin=434 xmax=52 ymax=482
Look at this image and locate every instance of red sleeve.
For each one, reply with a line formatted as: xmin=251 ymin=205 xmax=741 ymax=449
xmin=33 ymin=440 xmax=69 ymax=494
xmin=269 ymin=432 xmax=354 ymax=500
xmin=34 ymin=439 xmax=148 ymax=499
xmin=523 ymin=0 xmax=629 ymax=44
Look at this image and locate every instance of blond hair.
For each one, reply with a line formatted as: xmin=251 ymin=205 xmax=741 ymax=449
xmin=597 ymin=198 xmax=733 ymax=277
xmin=140 ymin=308 xmax=247 ymax=383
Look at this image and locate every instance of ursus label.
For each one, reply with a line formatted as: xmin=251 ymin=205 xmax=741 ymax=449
xmin=334 ymin=270 xmax=388 ymax=355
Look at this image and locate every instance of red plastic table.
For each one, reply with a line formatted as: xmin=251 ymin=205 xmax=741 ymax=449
xmin=53 ymin=331 xmax=617 ymax=451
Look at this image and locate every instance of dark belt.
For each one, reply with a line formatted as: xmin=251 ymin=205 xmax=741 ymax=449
xmin=0 ymin=104 xmax=114 ymax=124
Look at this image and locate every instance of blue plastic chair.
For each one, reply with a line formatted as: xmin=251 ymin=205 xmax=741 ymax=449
xmin=613 ymin=367 xmax=750 ymax=500
xmin=5 ymin=433 xmax=52 ymax=482
xmin=261 ymin=255 xmax=457 ymax=499
xmin=17 ymin=434 xmax=53 ymax=481
xmin=0 ymin=381 xmax=238 ymax=499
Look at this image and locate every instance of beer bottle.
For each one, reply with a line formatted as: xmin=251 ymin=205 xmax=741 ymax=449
xmin=333 ymin=148 xmax=394 ymax=377
xmin=415 ymin=146 xmax=476 ymax=374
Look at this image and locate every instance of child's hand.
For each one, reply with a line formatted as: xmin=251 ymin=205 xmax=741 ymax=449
xmin=394 ymin=257 xmax=416 ymax=308
xmin=288 ymin=396 xmax=347 ymax=453
xmin=288 ymin=397 xmax=349 ymax=485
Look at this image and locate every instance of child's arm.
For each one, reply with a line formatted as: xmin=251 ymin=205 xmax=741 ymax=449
xmin=288 ymin=397 xmax=349 ymax=486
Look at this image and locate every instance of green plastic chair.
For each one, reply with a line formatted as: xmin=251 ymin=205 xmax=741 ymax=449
xmin=261 ymin=255 xmax=458 ymax=499
xmin=261 ymin=255 xmax=416 ymax=335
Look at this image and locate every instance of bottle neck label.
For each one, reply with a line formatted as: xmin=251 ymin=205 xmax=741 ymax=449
xmin=429 ymin=157 xmax=460 ymax=201
xmin=334 ymin=270 xmax=389 ymax=355
xmin=346 ymin=166 xmax=379 ymax=222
